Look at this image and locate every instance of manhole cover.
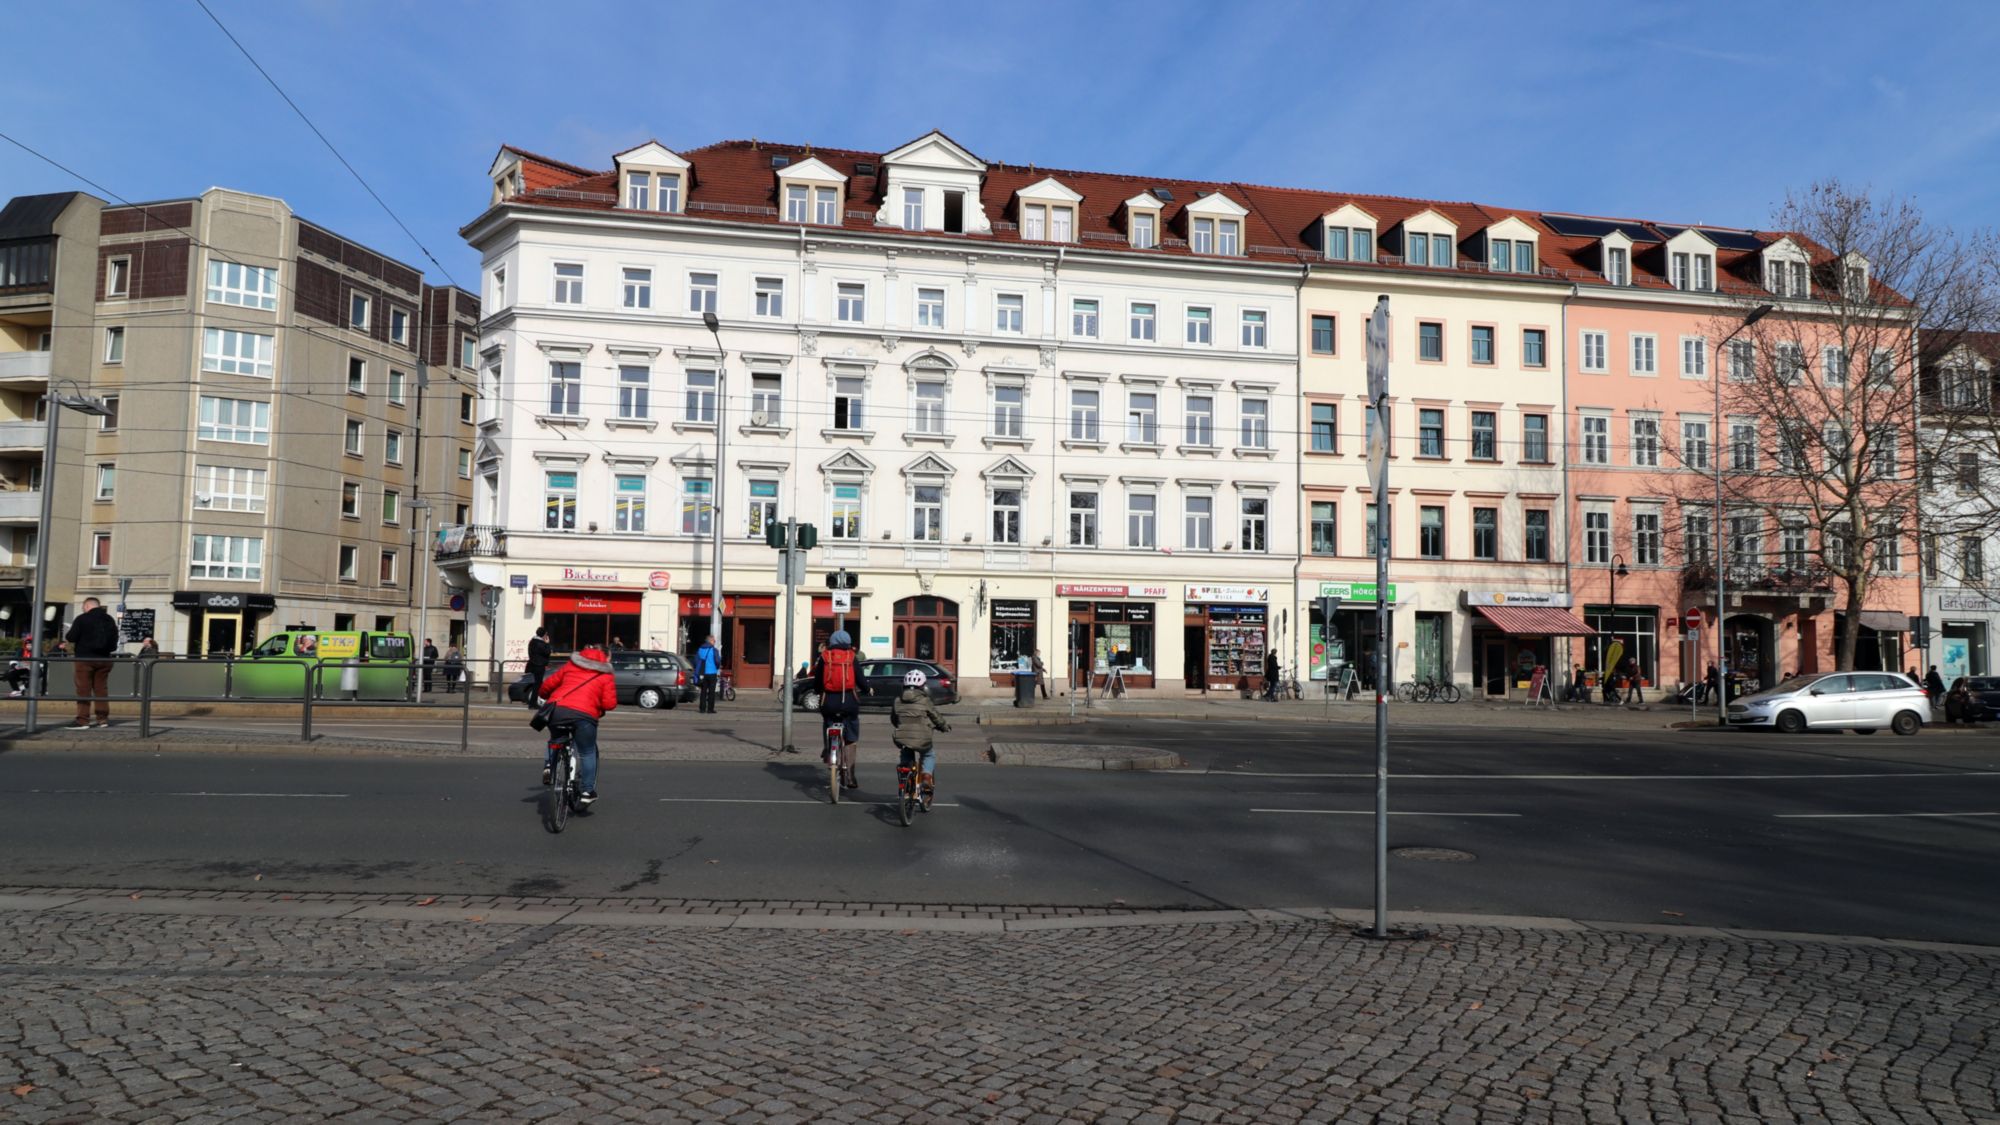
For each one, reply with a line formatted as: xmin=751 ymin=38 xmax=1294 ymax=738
xmin=1391 ymin=846 xmax=1476 ymax=862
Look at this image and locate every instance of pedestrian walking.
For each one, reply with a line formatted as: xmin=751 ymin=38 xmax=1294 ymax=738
xmin=520 ymin=627 xmax=552 ymax=706
xmin=695 ymin=635 xmax=721 ymax=713
xmin=1569 ymin=664 xmax=1588 ymax=703
xmin=421 ymin=638 xmax=438 ymax=694
xmin=443 ymin=644 xmax=463 ymax=694
xmin=64 ymin=597 xmax=119 ymax=729
xmin=1623 ymin=656 xmax=1645 ymax=704
xmin=1262 ymin=649 xmax=1280 ymax=701
xmin=1031 ymin=649 xmax=1050 ymax=699
xmin=1924 ymin=665 xmax=1946 ymax=699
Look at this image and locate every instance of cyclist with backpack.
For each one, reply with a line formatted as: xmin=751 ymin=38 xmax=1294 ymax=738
xmin=809 ymin=629 xmax=862 ymax=790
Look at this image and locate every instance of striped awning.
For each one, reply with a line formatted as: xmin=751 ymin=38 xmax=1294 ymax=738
xmin=1472 ymin=605 xmax=1597 ymax=636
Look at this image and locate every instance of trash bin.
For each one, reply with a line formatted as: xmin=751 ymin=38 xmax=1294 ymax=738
xmin=1014 ymin=670 xmax=1037 ymax=708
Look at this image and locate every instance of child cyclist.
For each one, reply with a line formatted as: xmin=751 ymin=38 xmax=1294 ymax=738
xmin=891 ymin=669 xmax=951 ymax=810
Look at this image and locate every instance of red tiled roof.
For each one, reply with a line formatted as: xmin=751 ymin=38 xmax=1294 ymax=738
xmin=1471 ymin=605 xmax=1597 ymax=636
xmin=478 ymin=134 xmax=1890 ymax=303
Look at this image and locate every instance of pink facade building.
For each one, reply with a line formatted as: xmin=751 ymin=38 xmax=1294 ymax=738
xmin=1547 ymin=216 xmax=1920 ymax=695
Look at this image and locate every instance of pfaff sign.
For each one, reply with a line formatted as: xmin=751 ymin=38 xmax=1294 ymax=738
xmin=560 ymin=567 xmax=620 ymax=583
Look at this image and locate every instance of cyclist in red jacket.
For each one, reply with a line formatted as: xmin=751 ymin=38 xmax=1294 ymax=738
xmin=536 ymin=646 xmax=619 ymax=805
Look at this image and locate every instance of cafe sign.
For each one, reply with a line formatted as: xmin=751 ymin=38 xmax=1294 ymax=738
xmin=1317 ymin=580 xmax=1397 ymax=603
xmin=1184 ymin=584 xmax=1270 ymax=604
xmin=1465 ymin=590 xmax=1572 ymax=608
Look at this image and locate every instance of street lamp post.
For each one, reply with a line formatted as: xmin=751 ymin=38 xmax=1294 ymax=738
xmin=1712 ymin=304 xmax=1774 ymax=725
xmin=409 ymin=498 xmax=433 ymax=703
xmin=23 ymin=382 xmax=113 ymax=733
xmin=701 ymin=312 xmax=728 ymax=662
xmin=1606 ymin=554 xmax=1629 ymax=701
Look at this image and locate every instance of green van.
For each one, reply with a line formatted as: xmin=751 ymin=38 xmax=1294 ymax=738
xmin=236 ymin=630 xmax=415 ymax=699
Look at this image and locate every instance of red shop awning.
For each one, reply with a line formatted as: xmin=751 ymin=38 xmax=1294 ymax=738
xmin=1472 ymin=605 xmax=1597 ymax=636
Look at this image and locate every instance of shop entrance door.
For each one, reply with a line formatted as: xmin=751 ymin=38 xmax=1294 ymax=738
xmin=204 ymin=613 xmax=242 ymax=657
xmin=734 ymin=618 xmax=773 ymax=688
xmin=1798 ymin=617 xmax=1818 ymax=675
xmin=1183 ymin=625 xmax=1205 ymax=690
xmin=892 ymin=597 xmax=959 ymax=675
xmin=1482 ymin=640 xmax=1507 ymax=696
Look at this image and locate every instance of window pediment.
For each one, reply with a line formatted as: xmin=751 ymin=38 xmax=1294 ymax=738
xmin=1485 ymin=215 xmax=1538 ymax=242
xmin=776 ymin=157 xmax=846 ymax=185
xmin=1017 ymin=177 xmax=1083 ymax=204
xmin=613 ymin=141 xmax=690 ymax=173
xmin=1122 ymin=192 xmax=1164 ymax=214
xmin=981 ymin=455 xmax=1035 ymax=481
xmin=901 ymin=454 xmax=955 ymax=481
xmin=819 ymin=450 xmax=875 ymax=477
xmin=881 ymin=130 xmax=985 ymax=172
xmin=1184 ymin=191 xmax=1249 ymax=218
xmin=1399 ymin=208 xmax=1458 ymax=238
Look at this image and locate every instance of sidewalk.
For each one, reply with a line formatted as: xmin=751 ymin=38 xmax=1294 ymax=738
xmin=1 ymin=889 xmax=1992 ymax=1123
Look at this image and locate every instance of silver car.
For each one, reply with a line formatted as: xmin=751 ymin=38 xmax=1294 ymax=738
xmin=1727 ymin=671 xmax=1932 ymax=735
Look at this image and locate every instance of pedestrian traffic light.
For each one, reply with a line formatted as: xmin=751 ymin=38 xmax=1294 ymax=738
xmin=765 ymin=522 xmax=786 ymax=549
xmin=795 ymin=523 xmax=817 ymax=550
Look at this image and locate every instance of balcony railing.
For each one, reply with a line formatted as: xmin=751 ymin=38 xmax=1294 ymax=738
xmin=0 ymin=419 xmax=46 ymax=449
xmin=435 ymin=524 xmax=507 ymax=561
xmin=0 ymin=352 xmax=51 ymax=381
xmin=1681 ymin=562 xmax=1835 ymax=593
xmin=0 ymin=490 xmax=42 ymax=521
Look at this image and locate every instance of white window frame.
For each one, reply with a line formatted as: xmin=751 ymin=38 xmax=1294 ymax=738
xmin=902 ymin=187 xmax=925 ymax=231
xmin=991 ymin=384 xmax=1026 ymax=439
xmin=1126 ymin=491 xmax=1157 ymax=548
xmin=1239 ymin=496 xmax=1268 ymax=553
xmin=1581 ymin=330 xmax=1608 ymax=373
xmin=1183 ymin=493 xmax=1214 ymax=551
xmin=1131 ymin=212 xmax=1157 ymax=249
xmin=1630 ymin=413 xmax=1660 ymax=467
xmin=1238 ymin=397 xmax=1270 ymax=449
xmin=989 ymin=486 xmax=1024 ymax=545
xmin=1681 ymin=335 xmax=1708 ymax=379
xmin=828 ymin=482 xmax=864 ymax=541
xmin=754 ymin=276 xmax=785 ymax=319
xmin=1681 ymin=417 xmax=1712 ymax=471
xmin=1125 ymin=391 xmax=1159 ymax=445
xmin=551 ymin=263 xmax=583 ymax=306
xmin=1240 ymin=309 xmax=1268 ymax=349
xmin=1629 ymin=333 xmax=1658 ymax=376
xmin=994 ymin=293 xmax=1024 ymax=334
xmin=1729 ymin=418 xmax=1759 ymax=472
xmin=916 ymin=286 xmax=946 ymax=329
xmin=680 ymin=475 xmax=715 ymax=536
xmin=189 ymin=534 xmax=263 ymax=581
xmin=622 ymin=267 xmax=652 ymax=310
xmin=618 ymin=365 xmax=650 ymax=420
xmin=547 ymin=361 xmax=581 ymax=416
xmin=1068 ymin=386 xmax=1101 ymax=443
xmin=1581 ymin=412 xmax=1610 ymax=465
xmin=201 ymin=328 xmax=274 ymax=378
xmin=836 ymin=282 xmax=866 ymax=323
xmin=1185 ymin=306 xmax=1212 ymax=346
xmin=1129 ymin=302 xmax=1156 ymax=342
xmin=389 ymin=307 xmax=409 ymax=345
xmin=1071 ymin=298 xmax=1099 ymax=339
xmin=106 ymin=256 xmax=131 ymax=298
xmin=813 ymin=186 xmax=838 ymax=225
xmin=1067 ymin=487 xmax=1099 ymax=548
xmin=832 ymin=376 xmax=866 ymax=431
xmin=749 ymin=372 xmax=782 ymax=424
xmin=614 ymin=474 xmax=648 ymax=533
xmin=94 ymin=462 xmax=115 ymax=501
xmin=687 ymin=271 xmax=718 ymax=315
xmin=1633 ymin=506 xmax=1663 ymax=566
xmin=910 ymin=380 xmax=947 ymax=435
xmin=684 ymin=368 xmax=718 ymax=425
xmin=384 ymin=429 xmax=403 ymax=466
xmin=784 ymin=184 xmax=808 ymax=222
xmin=1583 ymin=504 xmax=1612 ymax=565
xmin=197 ymin=396 xmax=272 ymax=445
xmin=1184 ymin=394 xmax=1214 ymax=448
xmin=103 ymin=325 xmax=125 ymax=364
xmin=205 ymin=261 xmax=278 ymax=310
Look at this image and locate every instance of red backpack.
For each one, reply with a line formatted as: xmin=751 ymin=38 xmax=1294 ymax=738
xmin=822 ymin=648 xmax=857 ymax=693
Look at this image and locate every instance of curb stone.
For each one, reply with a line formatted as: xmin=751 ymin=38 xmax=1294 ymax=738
xmin=0 ymin=888 xmax=1992 ymax=952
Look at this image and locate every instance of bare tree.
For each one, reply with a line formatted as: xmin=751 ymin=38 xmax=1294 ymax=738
xmin=1664 ymin=180 xmax=1999 ymax=671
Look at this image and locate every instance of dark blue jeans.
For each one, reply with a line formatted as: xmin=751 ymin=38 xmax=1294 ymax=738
xmin=545 ymin=716 xmax=600 ymax=792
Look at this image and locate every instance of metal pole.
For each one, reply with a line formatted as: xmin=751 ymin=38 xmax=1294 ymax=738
xmin=780 ymin=518 xmax=797 ymax=755
xmin=1372 ymin=399 xmax=1391 ymax=939
xmin=1715 ymin=356 xmax=1727 ymax=726
xmin=704 ymin=321 xmax=728 ymax=659
xmin=23 ymin=391 xmax=57 ymax=733
xmin=416 ymin=505 xmax=431 ymax=704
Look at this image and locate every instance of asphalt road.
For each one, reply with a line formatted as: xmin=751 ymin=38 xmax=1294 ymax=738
xmin=4 ymin=718 xmax=1997 ymax=943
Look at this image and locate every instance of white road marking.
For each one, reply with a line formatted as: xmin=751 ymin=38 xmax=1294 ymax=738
xmin=1174 ymin=769 xmax=2000 ymax=781
xmin=1775 ymin=811 xmax=2000 ymax=820
xmin=16 ymin=790 xmax=348 ymax=798
xmin=659 ymin=797 xmax=963 ymax=808
xmin=1250 ymin=809 xmax=1520 ymax=817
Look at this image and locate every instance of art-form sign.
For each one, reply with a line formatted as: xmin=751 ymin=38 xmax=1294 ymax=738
xmin=1184 ymin=585 xmax=1270 ymax=603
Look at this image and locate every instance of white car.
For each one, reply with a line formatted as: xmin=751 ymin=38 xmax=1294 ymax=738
xmin=1727 ymin=671 xmax=1932 ymax=735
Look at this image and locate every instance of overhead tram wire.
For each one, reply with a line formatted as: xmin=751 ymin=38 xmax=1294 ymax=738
xmin=192 ymin=0 xmax=464 ymax=291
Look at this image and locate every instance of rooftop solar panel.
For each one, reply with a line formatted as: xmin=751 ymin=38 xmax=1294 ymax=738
xmin=1540 ymin=214 xmax=1656 ymax=241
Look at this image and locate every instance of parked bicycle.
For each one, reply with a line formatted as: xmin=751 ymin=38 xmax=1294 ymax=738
xmin=719 ymin=671 xmax=738 ymax=702
xmin=1394 ymin=677 xmax=1462 ymax=703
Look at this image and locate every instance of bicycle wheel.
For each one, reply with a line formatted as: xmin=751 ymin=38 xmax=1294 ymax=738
xmin=722 ymin=683 xmax=737 ymax=702
xmin=546 ymin=747 xmax=571 ymax=834
xmin=1394 ymin=682 xmax=1418 ymax=704
xmin=897 ymin=765 xmax=915 ymax=827
xmin=827 ymin=738 xmax=842 ymax=805
xmin=1438 ymin=682 xmax=1462 ymax=704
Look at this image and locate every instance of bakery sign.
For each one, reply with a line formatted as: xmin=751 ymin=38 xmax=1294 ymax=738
xmin=1185 ymin=584 xmax=1270 ymax=604
xmin=560 ymin=567 xmax=621 ymax=583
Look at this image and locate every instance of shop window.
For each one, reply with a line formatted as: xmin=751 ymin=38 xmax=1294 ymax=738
xmin=989 ymin=600 xmax=1037 ymax=676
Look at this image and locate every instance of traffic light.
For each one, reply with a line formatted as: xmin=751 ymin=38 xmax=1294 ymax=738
xmin=765 ymin=521 xmax=785 ymax=549
xmin=825 ymin=569 xmax=856 ymax=590
xmin=796 ymin=522 xmax=817 ymax=550
xmin=766 ymin=521 xmax=819 ymax=550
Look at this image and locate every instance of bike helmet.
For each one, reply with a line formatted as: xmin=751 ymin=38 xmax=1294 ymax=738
xmin=903 ymin=669 xmax=928 ymax=688
xmin=828 ymin=629 xmax=853 ymax=648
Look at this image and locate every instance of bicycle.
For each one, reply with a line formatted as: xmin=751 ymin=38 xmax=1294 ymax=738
xmin=895 ymin=757 xmax=930 ymax=826
xmin=825 ymin=720 xmax=845 ymax=805
xmin=542 ymin=722 xmax=584 ymax=833
xmin=719 ymin=671 xmax=737 ymax=702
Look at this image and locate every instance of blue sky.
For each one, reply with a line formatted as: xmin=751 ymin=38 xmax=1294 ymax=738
xmin=4 ymin=0 xmax=1997 ymax=286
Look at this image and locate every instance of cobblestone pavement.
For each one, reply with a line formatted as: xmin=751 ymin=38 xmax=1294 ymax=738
xmin=3 ymin=897 xmax=1993 ymax=1123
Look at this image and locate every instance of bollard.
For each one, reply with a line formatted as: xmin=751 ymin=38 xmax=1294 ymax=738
xmin=301 ymin=661 xmax=314 ymax=743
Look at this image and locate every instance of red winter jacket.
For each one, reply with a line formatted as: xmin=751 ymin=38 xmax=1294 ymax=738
xmin=537 ymin=649 xmax=618 ymax=719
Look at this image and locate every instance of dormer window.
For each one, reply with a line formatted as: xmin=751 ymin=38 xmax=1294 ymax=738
xmin=1022 ymin=203 xmax=1075 ymax=242
xmin=1405 ymin=233 xmax=1453 ymax=267
xmin=1767 ymin=258 xmax=1809 ymax=298
xmin=1483 ymin=218 xmax=1539 ymax=275
xmin=1193 ymin=218 xmax=1240 ymax=254
xmin=785 ymin=185 xmax=808 ymax=222
xmin=903 ymin=187 xmax=925 ymax=231
xmin=1607 ymin=246 xmax=1629 ymax=285
xmin=1132 ymin=212 xmax=1156 ymax=249
xmin=1319 ymin=204 xmax=1379 ymax=264
xmin=775 ymin=157 xmax=848 ymax=227
xmin=1841 ymin=253 xmax=1871 ymax=302
xmin=612 ymin=142 xmax=689 ymax=214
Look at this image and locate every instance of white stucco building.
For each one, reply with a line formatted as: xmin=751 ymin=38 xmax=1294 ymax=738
xmin=450 ymin=132 xmax=1302 ymax=695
